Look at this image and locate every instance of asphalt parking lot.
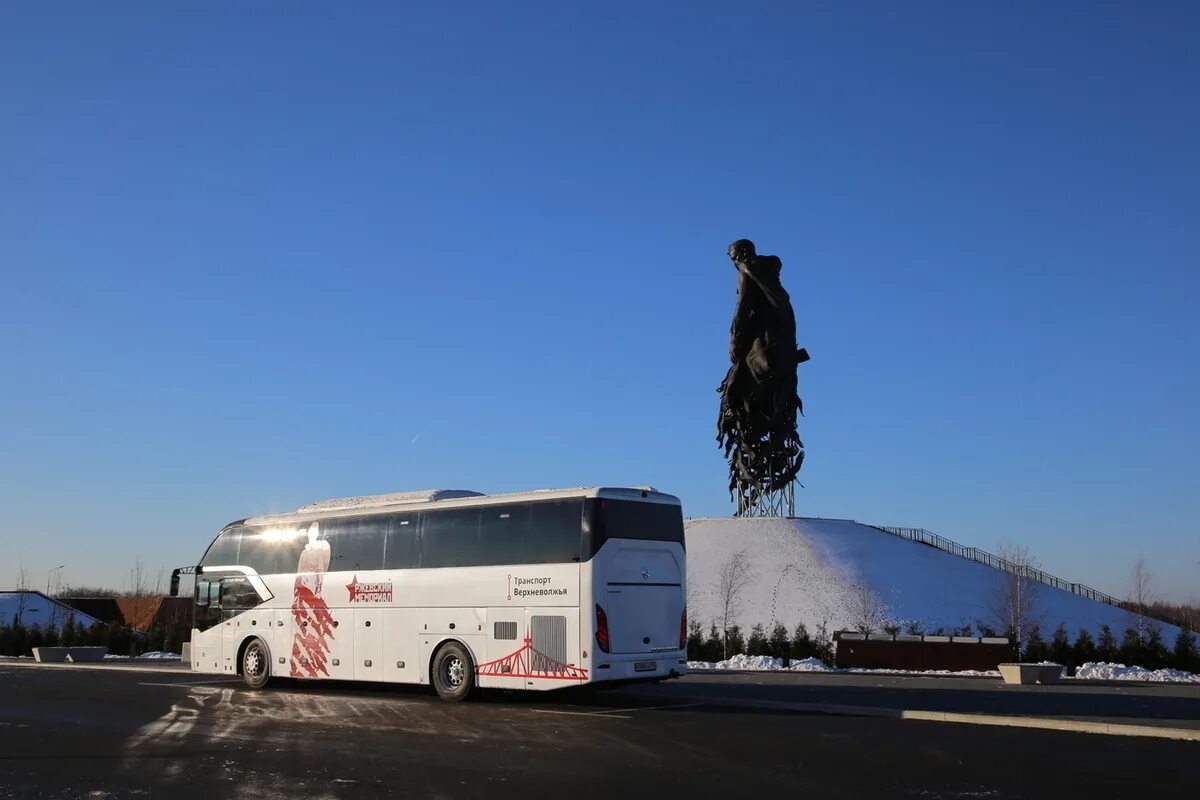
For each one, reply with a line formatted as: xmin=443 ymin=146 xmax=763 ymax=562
xmin=1 ymin=663 xmax=1197 ymax=799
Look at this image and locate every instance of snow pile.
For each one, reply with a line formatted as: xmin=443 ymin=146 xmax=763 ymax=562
xmin=1073 ymin=662 xmax=1200 ymax=683
xmin=687 ymin=655 xmax=834 ymax=672
xmin=103 ymin=652 xmax=182 ymax=660
xmin=848 ymin=667 xmax=1000 ymax=678
xmin=685 ymin=518 xmax=1179 ymax=641
xmin=685 ymin=654 xmax=996 ymax=677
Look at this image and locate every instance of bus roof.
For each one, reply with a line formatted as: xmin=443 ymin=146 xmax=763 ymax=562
xmin=242 ymin=486 xmax=680 ymax=526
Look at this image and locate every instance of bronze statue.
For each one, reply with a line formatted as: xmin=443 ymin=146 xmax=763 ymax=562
xmin=717 ymin=239 xmax=809 ymax=516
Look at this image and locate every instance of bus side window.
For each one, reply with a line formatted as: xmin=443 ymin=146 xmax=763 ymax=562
xmin=194 ymin=579 xmax=222 ymax=631
xmin=218 ymin=576 xmax=258 ymax=620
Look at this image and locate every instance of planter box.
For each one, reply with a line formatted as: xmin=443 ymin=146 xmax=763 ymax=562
xmin=66 ymin=647 xmax=107 ymax=662
xmin=998 ymin=663 xmax=1063 ymax=685
xmin=32 ymin=647 xmax=69 ymax=663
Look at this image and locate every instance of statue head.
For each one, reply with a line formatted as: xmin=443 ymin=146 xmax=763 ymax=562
xmin=728 ymin=239 xmax=757 ymax=263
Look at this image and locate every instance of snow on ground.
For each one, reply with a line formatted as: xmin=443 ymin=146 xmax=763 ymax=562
xmin=686 ymin=655 xmax=1200 ymax=683
xmin=685 ymin=518 xmax=1180 ymax=641
xmin=1074 ymin=662 xmax=1200 ymax=683
xmin=103 ymin=652 xmax=182 ymax=660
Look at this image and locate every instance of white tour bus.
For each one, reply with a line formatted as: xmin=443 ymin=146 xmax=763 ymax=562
xmin=180 ymin=487 xmax=687 ymax=700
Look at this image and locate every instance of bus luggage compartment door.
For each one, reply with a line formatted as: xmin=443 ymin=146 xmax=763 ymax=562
xmin=355 ymin=609 xmax=383 ymax=681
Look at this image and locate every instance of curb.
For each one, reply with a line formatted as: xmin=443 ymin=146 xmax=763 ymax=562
xmin=662 ymin=694 xmax=1200 ymax=742
xmin=0 ymin=660 xmax=187 ymax=675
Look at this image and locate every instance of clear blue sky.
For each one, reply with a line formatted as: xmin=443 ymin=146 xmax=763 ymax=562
xmin=2 ymin=2 xmax=1197 ymax=601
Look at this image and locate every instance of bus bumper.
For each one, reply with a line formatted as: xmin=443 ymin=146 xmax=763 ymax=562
xmin=591 ymin=653 xmax=688 ymax=682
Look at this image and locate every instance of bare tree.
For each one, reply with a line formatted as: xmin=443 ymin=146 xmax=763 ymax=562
xmin=57 ymin=585 xmax=121 ymax=599
xmin=14 ymin=566 xmax=29 ymax=626
xmin=989 ymin=543 xmax=1041 ymax=657
xmin=848 ymin=557 xmax=887 ymax=634
xmin=1127 ymin=558 xmax=1156 ymax=637
xmin=716 ymin=549 xmax=753 ymax=659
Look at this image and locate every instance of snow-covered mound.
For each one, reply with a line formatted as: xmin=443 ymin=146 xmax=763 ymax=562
xmin=685 ymin=518 xmax=1178 ymax=641
xmin=1074 ymin=662 xmax=1200 ymax=683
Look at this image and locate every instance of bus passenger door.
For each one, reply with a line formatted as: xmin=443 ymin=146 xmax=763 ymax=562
xmin=355 ymin=609 xmax=383 ymax=681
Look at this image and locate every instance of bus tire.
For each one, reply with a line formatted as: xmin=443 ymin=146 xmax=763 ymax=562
xmin=241 ymin=638 xmax=271 ymax=690
xmin=431 ymin=641 xmax=475 ymax=702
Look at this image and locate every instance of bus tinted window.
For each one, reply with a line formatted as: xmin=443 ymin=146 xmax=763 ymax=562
xmin=526 ymin=500 xmax=584 ymax=563
xmin=418 ymin=500 xmax=583 ymax=567
xmin=477 ymin=504 xmax=531 ymax=565
xmin=420 ymin=508 xmax=481 ymax=568
xmin=238 ymin=527 xmax=308 ymax=575
xmin=325 ymin=516 xmax=387 ymax=572
xmin=584 ymin=499 xmax=684 ymax=557
xmin=383 ymin=514 xmax=419 ymax=569
xmin=201 ymin=527 xmax=242 ymax=567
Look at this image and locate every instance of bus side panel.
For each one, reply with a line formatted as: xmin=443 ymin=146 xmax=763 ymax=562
xmin=478 ymin=607 xmax=529 ymax=690
xmin=521 ymin=606 xmax=586 ymax=690
xmin=191 ymin=626 xmax=221 ymax=673
xmin=272 ymin=607 xmax=291 ymax=674
xmin=355 ymin=609 xmax=383 ymax=681
xmin=382 ymin=608 xmax=419 ymax=683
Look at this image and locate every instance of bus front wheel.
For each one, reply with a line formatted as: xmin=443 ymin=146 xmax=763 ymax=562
xmin=241 ymin=638 xmax=271 ymax=690
xmin=432 ymin=641 xmax=475 ymax=702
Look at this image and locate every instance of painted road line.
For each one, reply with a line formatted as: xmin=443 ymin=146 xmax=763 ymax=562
xmin=137 ymin=679 xmax=245 ymax=688
xmin=900 ymin=710 xmax=1200 ymax=742
xmin=590 ymin=702 xmax=706 ymax=716
xmin=531 ymin=702 xmax=704 ymax=719
xmin=657 ymin=694 xmax=1200 ymax=742
xmin=530 ymin=709 xmax=633 ymax=719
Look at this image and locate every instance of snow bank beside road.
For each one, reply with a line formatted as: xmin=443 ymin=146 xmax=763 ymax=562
xmin=1074 ymin=662 xmax=1200 ymax=683
xmin=686 ymin=654 xmax=1200 ymax=683
xmin=103 ymin=652 xmax=181 ymax=661
xmin=687 ymin=655 xmax=833 ymax=672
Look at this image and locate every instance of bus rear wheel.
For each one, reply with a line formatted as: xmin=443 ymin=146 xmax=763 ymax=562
xmin=241 ymin=638 xmax=271 ymax=690
xmin=432 ymin=642 xmax=475 ymax=702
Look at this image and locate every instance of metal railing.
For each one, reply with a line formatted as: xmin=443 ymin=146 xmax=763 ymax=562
xmin=872 ymin=525 xmax=1120 ymax=608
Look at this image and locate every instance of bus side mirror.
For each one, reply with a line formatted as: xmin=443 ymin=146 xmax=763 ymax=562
xmin=170 ymin=569 xmax=181 ymax=597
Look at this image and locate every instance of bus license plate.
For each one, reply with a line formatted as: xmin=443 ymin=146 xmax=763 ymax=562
xmin=634 ymin=661 xmax=656 ymax=672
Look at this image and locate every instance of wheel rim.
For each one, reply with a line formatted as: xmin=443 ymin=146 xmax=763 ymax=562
xmin=443 ymin=655 xmax=465 ymax=688
xmin=245 ymin=647 xmax=264 ymax=679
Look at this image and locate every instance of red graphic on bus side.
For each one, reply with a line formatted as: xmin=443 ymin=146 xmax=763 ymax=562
xmin=476 ymin=632 xmax=589 ymax=681
xmin=290 ymin=523 xmax=335 ymax=678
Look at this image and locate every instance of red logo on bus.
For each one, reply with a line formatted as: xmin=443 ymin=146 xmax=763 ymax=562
xmin=346 ymin=575 xmax=394 ymax=603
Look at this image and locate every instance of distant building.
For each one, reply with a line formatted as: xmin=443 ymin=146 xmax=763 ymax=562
xmin=60 ymin=596 xmax=193 ymax=632
xmin=0 ymin=591 xmax=105 ymax=631
xmin=115 ymin=596 xmax=192 ymax=632
xmin=58 ymin=597 xmax=122 ymax=626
